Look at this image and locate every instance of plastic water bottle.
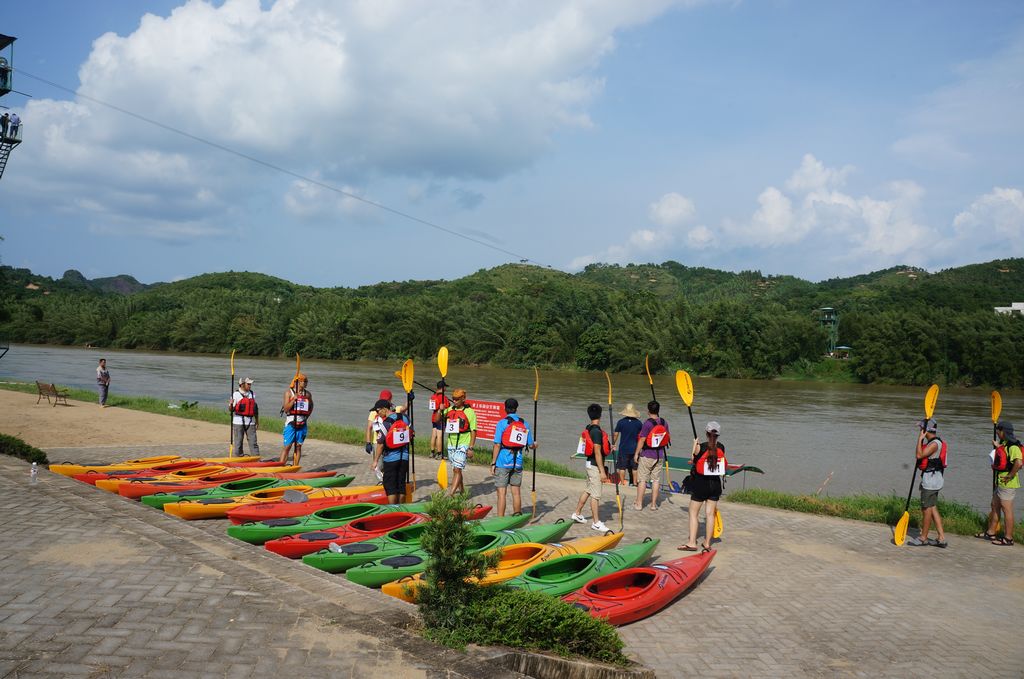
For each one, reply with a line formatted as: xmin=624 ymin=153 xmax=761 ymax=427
xmin=30 ymin=462 xmax=38 ymax=484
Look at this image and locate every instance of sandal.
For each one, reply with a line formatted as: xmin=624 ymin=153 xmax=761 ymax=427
xmin=992 ymin=537 xmax=1015 ymax=546
xmin=974 ymin=531 xmax=996 ymax=540
xmin=700 ymin=545 xmax=712 ymax=554
xmin=677 ymin=545 xmax=698 ymax=551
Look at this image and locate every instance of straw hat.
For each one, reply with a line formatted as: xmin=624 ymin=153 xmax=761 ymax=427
xmin=619 ymin=403 xmax=640 ymax=418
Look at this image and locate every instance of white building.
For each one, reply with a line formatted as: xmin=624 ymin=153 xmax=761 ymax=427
xmin=994 ymin=302 xmax=1024 ymax=315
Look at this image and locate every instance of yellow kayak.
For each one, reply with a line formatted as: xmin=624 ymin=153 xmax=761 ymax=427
xmin=163 ymin=484 xmax=386 ymax=520
xmin=50 ymin=455 xmax=260 ymax=477
xmin=93 ymin=464 xmax=300 ymax=492
xmin=381 ymin=531 xmax=625 ymax=603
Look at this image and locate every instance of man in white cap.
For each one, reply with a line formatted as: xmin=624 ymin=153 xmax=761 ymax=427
xmin=230 ymin=377 xmax=259 ymax=457
xmin=907 ymin=418 xmax=947 ymax=547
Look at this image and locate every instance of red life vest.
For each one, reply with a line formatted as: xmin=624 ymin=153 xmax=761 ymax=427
xmin=991 ymin=440 xmax=1019 ymax=472
xmin=917 ymin=437 xmax=947 ymax=473
xmin=288 ymin=390 xmax=311 ymax=424
xmin=578 ymin=425 xmax=610 ymax=458
xmin=445 ymin=408 xmax=471 ymax=434
xmin=644 ymin=418 xmax=670 ymax=449
xmin=429 ymin=393 xmax=450 ymax=412
xmin=500 ymin=416 xmax=529 ymax=450
xmin=382 ymin=417 xmax=411 ymax=450
xmin=693 ymin=442 xmax=726 ymax=476
xmin=233 ymin=395 xmax=257 ymax=418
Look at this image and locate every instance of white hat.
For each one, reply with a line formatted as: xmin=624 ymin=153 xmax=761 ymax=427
xmin=239 ymin=377 xmax=254 ymax=385
xmin=705 ymin=421 xmax=721 ymax=434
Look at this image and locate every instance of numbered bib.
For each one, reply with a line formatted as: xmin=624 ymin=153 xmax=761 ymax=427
xmin=391 ymin=429 xmax=410 ymax=445
xmin=429 ymin=400 xmax=437 ymax=411
xmin=701 ymin=456 xmax=726 ymax=476
xmin=506 ymin=428 xmax=528 ymax=446
xmin=293 ymin=399 xmax=310 ymax=413
xmin=577 ymin=437 xmax=587 ymax=456
xmin=649 ymin=432 xmax=666 ymax=448
xmin=445 ymin=420 xmax=461 ymax=435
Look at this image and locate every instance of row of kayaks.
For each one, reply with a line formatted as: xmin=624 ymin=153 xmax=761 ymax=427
xmin=59 ymin=454 xmax=715 ymax=626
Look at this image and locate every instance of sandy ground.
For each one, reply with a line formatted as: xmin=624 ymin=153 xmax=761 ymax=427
xmin=0 ymin=389 xmax=226 ymax=449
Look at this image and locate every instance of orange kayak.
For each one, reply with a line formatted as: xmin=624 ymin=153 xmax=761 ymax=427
xmin=162 ymin=484 xmax=392 ymax=520
xmin=94 ymin=464 xmax=301 ymax=492
xmin=381 ymin=531 xmax=625 ymax=603
xmin=50 ymin=455 xmax=260 ymax=477
xmin=117 ymin=471 xmax=335 ymax=500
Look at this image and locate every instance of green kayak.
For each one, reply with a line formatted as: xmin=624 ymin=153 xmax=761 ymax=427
xmin=344 ymin=521 xmax=573 ymax=588
xmin=226 ymin=501 xmax=431 ymax=544
xmin=140 ymin=475 xmax=354 ymax=509
xmin=502 ymin=539 xmax=660 ymax=597
xmin=301 ymin=514 xmax=531 ymax=574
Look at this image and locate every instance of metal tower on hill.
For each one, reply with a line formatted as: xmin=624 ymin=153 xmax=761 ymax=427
xmin=0 ymin=33 xmax=22 ymax=181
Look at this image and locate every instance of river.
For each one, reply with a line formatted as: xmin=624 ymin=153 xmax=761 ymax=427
xmin=2 ymin=344 xmax=1017 ymax=513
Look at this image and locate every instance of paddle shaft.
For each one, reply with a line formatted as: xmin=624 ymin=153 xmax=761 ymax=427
xmin=229 ymin=351 xmax=235 ymax=454
xmin=532 ymin=397 xmax=538 ymax=493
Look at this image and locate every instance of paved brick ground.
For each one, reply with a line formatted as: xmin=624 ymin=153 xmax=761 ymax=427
xmin=4 ymin=408 xmax=1024 ymax=678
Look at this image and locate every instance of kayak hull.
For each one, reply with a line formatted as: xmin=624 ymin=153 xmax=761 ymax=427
xmin=562 ymin=551 xmax=715 ymax=626
xmin=265 ymin=511 xmax=431 ymax=558
xmin=95 ymin=464 xmax=301 ymax=492
xmin=503 ymin=540 xmax=660 ymax=597
xmin=226 ymin=501 xmax=433 ymax=544
xmin=140 ymin=475 xmax=353 ymax=509
xmin=117 ymin=471 xmax=335 ymax=500
xmin=50 ymin=455 xmax=260 ymax=477
xmin=162 ymin=484 xmax=386 ymax=519
xmin=225 ymin=484 xmax=417 ymax=524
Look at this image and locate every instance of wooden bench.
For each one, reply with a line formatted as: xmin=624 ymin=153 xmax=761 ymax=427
xmin=35 ymin=381 xmax=69 ymax=407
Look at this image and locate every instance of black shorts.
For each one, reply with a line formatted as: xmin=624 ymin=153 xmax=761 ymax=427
xmin=689 ymin=474 xmax=722 ymax=502
xmin=382 ymin=459 xmax=409 ymax=496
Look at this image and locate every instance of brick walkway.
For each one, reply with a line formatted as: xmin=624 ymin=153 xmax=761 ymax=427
xmin=2 ymin=399 xmax=1023 ymax=677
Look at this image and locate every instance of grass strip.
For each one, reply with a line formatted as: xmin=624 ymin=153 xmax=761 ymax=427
xmin=727 ymin=488 xmax=1024 ymax=543
xmin=0 ymin=382 xmax=582 ymax=479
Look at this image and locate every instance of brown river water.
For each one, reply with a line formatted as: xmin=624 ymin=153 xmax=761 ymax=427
xmin=3 ymin=344 xmax=1018 ymax=513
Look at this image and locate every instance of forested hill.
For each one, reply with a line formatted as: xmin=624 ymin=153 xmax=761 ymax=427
xmin=2 ymin=259 xmax=1023 ymax=387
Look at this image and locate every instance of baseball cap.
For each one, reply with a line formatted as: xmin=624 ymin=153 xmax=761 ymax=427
xmin=924 ymin=418 xmax=938 ymax=433
xmin=997 ymin=420 xmax=1015 ymax=436
xmin=238 ymin=377 xmax=254 ymax=385
xmin=705 ymin=421 xmax=721 ymax=434
xmin=379 ymin=389 xmax=393 ymax=401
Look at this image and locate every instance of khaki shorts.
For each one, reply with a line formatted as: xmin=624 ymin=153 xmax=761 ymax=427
xmin=585 ymin=465 xmax=603 ymax=500
xmin=636 ymin=456 xmax=662 ymax=485
xmin=995 ymin=486 xmax=1017 ymax=502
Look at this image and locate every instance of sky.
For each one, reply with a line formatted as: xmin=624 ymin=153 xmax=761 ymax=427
xmin=1 ymin=0 xmax=1023 ymax=288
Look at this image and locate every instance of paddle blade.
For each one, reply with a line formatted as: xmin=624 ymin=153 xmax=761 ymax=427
xmin=644 ymin=354 xmax=653 ymax=385
xmin=992 ymin=390 xmax=1002 ymax=424
xmin=401 ymin=359 xmax=414 ymax=394
xmin=713 ymin=509 xmax=723 ymax=539
xmin=924 ymin=384 xmax=939 ymax=419
xmin=436 ymin=460 xmax=448 ymax=489
xmin=616 ymin=493 xmax=623 ymax=531
xmin=534 ymin=367 xmax=540 ymax=402
xmin=438 ymin=346 xmax=449 ymax=377
xmin=295 ymin=352 xmax=301 ymax=377
xmin=604 ymin=371 xmax=612 ymax=406
xmin=675 ymin=370 xmax=694 ymax=407
xmin=894 ymin=511 xmax=910 ymax=546
xmin=230 ymin=349 xmax=236 ymax=374
xmin=531 ymin=490 xmax=537 ymax=521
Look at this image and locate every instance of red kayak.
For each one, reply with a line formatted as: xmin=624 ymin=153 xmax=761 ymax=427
xmin=264 ymin=511 xmax=430 ymax=558
xmin=72 ymin=459 xmax=289 ymax=485
xmin=117 ymin=471 xmax=336 ymax=500
xmin=562 ymin=550 xmax=715 ymax=626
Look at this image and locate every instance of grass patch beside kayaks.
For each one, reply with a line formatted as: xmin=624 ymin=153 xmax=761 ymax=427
xmin=727 ymin=488 xmax=1024 ymax=543
xmin=0 ymin=381 xmax=582 ymax=479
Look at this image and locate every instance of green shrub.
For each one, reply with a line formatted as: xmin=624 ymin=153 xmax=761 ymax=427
xmin=0 ymin=433 xmax=49 ymax=465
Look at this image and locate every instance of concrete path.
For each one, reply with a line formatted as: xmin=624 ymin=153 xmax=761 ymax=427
xmin=2 ymin=395 xmax=1023 ymax=678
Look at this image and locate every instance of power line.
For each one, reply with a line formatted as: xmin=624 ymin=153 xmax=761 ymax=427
xmin=15 ymin=68 xmax=550 ymax=267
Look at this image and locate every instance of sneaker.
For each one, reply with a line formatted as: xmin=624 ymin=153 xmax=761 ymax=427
xmin=570 ymin=513 xmax=587 ymax=524
xmin=591 ymin=521 xmax=609 ymax=532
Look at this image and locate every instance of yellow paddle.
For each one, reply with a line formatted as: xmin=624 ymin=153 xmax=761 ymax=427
xmin=895 ymin=384 xmax=939 ymax=545
xmin=676 ymin=370 xmax=722 ymax=538
xmin=229 ymin=349 xmax=236 ymax=454
xmin=606 ymin=371 xmax=622 ymax=531
xmin=400 ymin=359 xmax=416 ymax=493
xmin=644 ymin=354 xmax=670 ymax=487
xmin=992 ymin=390 xmax=1002 ymax=534
xmin=531 ymin=367 xmax=540 ymax=520
xmin=436 ymin=347 xmax=449 ymax=490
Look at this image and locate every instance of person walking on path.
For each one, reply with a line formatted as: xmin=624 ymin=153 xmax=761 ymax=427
xmin=428 ymin=381 xmax=450 ymax=460
xmin=980 ymin=421 xmax=1022 ymax=546
xmin=230 ymin=377 xmax=260 ymax=457
xmin=491 ymin=398 xmax=534 ymax=517
xmin=633 ymin=400 xmax=670 ymax=511
xmin=679 ymin=421 xmax=725 ymax=553
xmin=95 ymin=358 xmax=111 ymax=407
xmin=572 ymin=403 xmax=610 ymax=532
xmin=907 ymin=419 xmax=948 ymax=547
xmin=441 ymin=388 xmax=476 ymax=496
xmin=280 ymin=373 xmax=313 ymax=466
xmin=372 ymin=399 xmax=412 ymax=504
xmin=613 ymin=403 xmax=643 ymax=487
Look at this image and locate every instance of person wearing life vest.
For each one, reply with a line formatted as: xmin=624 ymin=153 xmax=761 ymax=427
xmin=441 ymin=388 xmax=476 ymax=496
xmin=280 ymin=373 xmax=313 ymax=467
xmin=633 ymin=400 xmax=671 ymax=512
xmin=907 ymin=418 xmax=948 ymax=547
xmin=230 ymin=377 xmax=260 ymax=457
xmin=678 ymin=421 xmax=725 ymax=552
xmin=491 ymin=398 xmax=536 ymax=517
xmin=365 ymin=389 xmax=405 ymax=453
xmin=372 ymin=399 xmax=412 ymax=504
xmin=571 ymin=403 xmax=610 ymax=532
xmin=981 ymin=421 xmax=1022 ymax=546
xmin=429 ymin=381 xmax=451 ymax=460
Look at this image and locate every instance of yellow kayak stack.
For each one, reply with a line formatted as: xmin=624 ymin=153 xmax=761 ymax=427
xmin=92 ymin=464 xmax=301 ymax=493
xmin=49 ymin=455 xmax=261 ymax=477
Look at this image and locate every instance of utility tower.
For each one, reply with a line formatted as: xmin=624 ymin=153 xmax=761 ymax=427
xmin=0 ymin=33 xmax=22 ymax=181
xmin=819 ymin=307 xmax=838 ymax=356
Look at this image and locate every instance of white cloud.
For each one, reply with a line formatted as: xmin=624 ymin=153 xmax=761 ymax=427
xmin=647 ymin=192 xmax=696 ymax=226
xmin=953 ymin=187 xmax=1024 ymax=241
xmin=784 ymin=153 xmax=852 ymax=194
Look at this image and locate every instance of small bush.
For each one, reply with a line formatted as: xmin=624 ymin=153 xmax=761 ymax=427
xmin=426 ymin=586 xmax=629 ymax=666
xmin=0 ymin=433 xmax=48 ymax=465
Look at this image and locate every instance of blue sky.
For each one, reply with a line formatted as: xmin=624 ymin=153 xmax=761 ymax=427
xmin=1 ymin=0 xmax=1022 ymax=287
